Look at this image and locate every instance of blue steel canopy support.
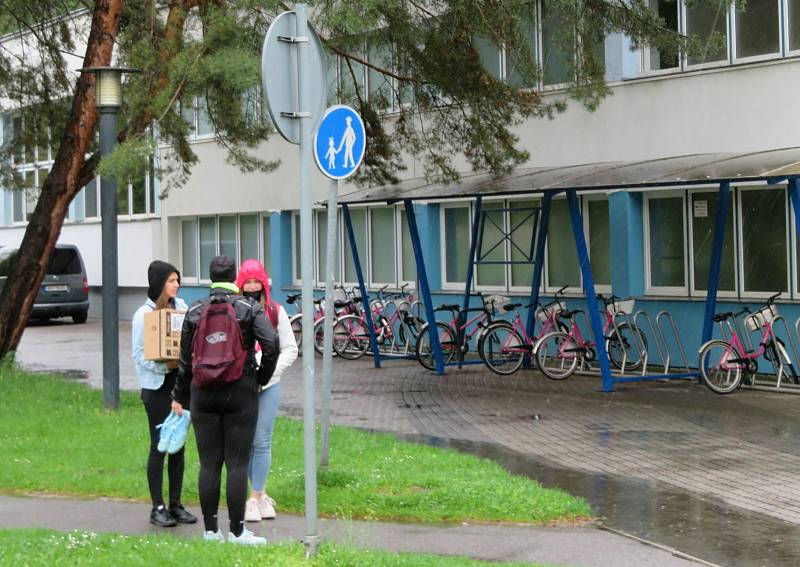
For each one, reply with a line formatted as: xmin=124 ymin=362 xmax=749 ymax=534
xmin=342 ymin=204 xmax=381 ymax=367
xmin=458 ymin=196 xmax=483 ymax=367
xmin=404 ymin=199 xmax=444 ymax=374
xmin=566 ymin=190 xmax=614 ymax=392
xmin=789 ymin=178 xmax=800 ymax=301
xmin=701 ymin=181 xmax=730 ymax=346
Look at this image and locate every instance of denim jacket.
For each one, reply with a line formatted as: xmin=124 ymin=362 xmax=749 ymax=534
xmin=132 ymin=297 xmax=188 ymax=390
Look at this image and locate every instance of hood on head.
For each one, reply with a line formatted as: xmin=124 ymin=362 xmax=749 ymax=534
xmin=236 ymin=259 xmax=271 ymax=304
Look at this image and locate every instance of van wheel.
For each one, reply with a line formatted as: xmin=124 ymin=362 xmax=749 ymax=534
xmin=72 ymin=311 xmax=88 ymax=324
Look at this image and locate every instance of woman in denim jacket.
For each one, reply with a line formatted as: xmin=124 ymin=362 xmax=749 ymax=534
xmin=132 ymin=260 xmax=196 ymax=528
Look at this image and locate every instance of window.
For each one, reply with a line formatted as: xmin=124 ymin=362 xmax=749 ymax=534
xmin=443 ymin=205 xmax=471 ymax=286
xmin=219 ymin=216 xmax=237 ymax=260
xmin=181 ymin=213 xmax=271 ymax=282
xmin=240 ymin=214 xmax=259 ymax=262
xmin=510 ymin=199 xmax=539 ymax=288
xmin=690 ymin=190 xmax=736 ymax=293
xmin=196 ymin=96 xmax=214 ymax=137
xmin=547 ymin=199 xmax=581 ymax=288
xmin=84 ymin=177 xmax=98 ymax=218
xmin=344 ymin=208 xmax=368 ymax=283
xmin=476 ymin=201 xmax=506 ymax=288
xmin=316 ymin=209 xmax=341 ymax=282
xmin=199 ymin=217 xmax=216 ymax=281
xmin=474 ymin=37 xmax=502 ymax=80
xmin=506 ymin=4 xmax=538 ymax=88
xmin=586 ymin=198 xmax=611 ymax=287
xmin=647 ymin=0 xmax=680 ymax=70
xmin=646 ymin=195 xmax=686 ymax=291
xmin=541 ymin=0 xmax=573 ymax=85
xmin=399 ymin=209 xmax=417 ymax=283
xmin=367 ymin=36 xmax=393 ymax=110
xmin=685 ymin=0 xmax=728 ymax=66
xmin=734 ymin=0 xmax=780 ymax=59
xmin=789 ymin=0 xmax=800 ymax=51
xmin=370 ymin=206 xmax=397 ymax=284
xmin=739 ymin=188 xmax=788 ymax=293
xmin=181 ymin=219 xmax=198 ymax=279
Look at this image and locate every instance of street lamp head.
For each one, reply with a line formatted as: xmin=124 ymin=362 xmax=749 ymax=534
xmin=78 ymin=66 xmax=140 ymax=109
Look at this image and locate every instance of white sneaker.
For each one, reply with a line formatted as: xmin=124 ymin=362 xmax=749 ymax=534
xmin=259 ymin=495 xmax=276 ymax=520
xmin=203 ymin=530 xmax=224 ymax=542
xmin=244 ymin=498 xmax=261 ymax=522
xmin=227 ymin=528 xmax=266 ymax=545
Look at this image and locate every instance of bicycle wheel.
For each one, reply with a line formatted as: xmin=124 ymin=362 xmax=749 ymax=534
xmin=377 ymin=315 xmax=397 ymax=354
xmin=480 ymin=324 xmax=526 ymax=375
xmin=398 ymin=313 xmax=423 ymax=353
xmin=313 ymin=317 xmax=328 ymax=356
xmin=332 ymin=315 xmax=371 ymax=360
xmin=772 ymin=339 xmax=800 ymax=385
xmin=476 ymin=319 xmax=513 ymax=359
xmin=606 ymin=323 xmax=648 ymax=371
xmin=699 ymin=340 xmax=744 ymax=394
xmin=416 ymin=321 xmax=457 ymax=370
xmin=535 ymin=331 xmax=580 ymax=380
xmin=289 ymin=314 xmax=302 ymax=352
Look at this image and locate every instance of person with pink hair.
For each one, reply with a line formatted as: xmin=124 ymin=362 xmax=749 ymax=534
xmin=235 ymin=259 xmax=298 ymax=521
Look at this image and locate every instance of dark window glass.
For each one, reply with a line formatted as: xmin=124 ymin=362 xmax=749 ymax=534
xmin=47 ymin=249 xmax=81 ymax=275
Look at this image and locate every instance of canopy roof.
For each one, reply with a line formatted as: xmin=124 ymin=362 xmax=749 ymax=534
xmin=337 ymin=147 xmax=800 ymax=205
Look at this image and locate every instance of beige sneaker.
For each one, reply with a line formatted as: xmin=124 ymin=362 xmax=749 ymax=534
xmin=244 ymin=498 xmax=261 ymax=522
xmin=259 ymin=495 xmax=276 ymax=519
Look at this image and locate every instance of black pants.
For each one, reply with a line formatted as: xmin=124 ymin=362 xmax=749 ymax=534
xmin=141 ymin=371 xmax=185 ymax=508
xmin=190 ymin=376 xmax=258 ymax=536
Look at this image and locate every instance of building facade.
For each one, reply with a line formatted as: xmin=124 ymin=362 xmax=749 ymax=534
xmin=2 ymin=2 xmax=800 ymax=361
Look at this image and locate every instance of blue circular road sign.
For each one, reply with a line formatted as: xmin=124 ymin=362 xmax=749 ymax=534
xmin=313 ymin=105 xmax=366 ymax=180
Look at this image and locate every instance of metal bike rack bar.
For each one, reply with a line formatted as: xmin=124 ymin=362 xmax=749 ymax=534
xmin=656 ymin=311 xmax=691 ymax=372
xmin=612 ymin=311 xmax=648 ymax=376
xmin=633 ymin=311 xmax=666 ymax=374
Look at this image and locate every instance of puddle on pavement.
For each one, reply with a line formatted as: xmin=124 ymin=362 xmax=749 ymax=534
xmin=398 ymin=433 xmax=800 ymax=567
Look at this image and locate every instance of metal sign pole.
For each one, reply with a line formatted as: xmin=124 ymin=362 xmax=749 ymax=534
xmin=295 ymin=3 xmax=319 ymax=557
xmin=320 ymin=177 xmax=338 ymax=469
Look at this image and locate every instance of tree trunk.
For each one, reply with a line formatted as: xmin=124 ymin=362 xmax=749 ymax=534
xmin=0 ymin=0 xmax=123 ymax=360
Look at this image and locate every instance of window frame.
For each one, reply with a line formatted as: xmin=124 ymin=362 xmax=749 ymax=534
xmin=397 ymin=207 xmax=417 ymax=289
xmin=731 ymin=0 xmax=783 ymax=63
xmin=581 ymin=193 xmax=612 ymax=294
xmin=641 ymin=0 xmax=683 ymax=75
xmin=440 ymin=201 xmax=475 ymax=292
xmin=179 ymin=218 xmax=200 ymax=284
xmin=643 ymin=191 xmax=689 ymax=295
xmin=687 ymin=187 xmax=739 ymax=298
xmin=682 ymin=0 xmax=732 ymax=71
xmin=736 ymin=185 xmax=791 ymax=298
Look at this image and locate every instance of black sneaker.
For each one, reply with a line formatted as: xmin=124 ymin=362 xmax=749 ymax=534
xmin=169 ymin=504 xmax=198 ymax=524
xmin=150 ymin=505 xmax=177 ymax=527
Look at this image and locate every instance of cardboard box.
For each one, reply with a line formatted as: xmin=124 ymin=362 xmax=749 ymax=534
xmin=143 ymin=308 xmax=186 ymax=361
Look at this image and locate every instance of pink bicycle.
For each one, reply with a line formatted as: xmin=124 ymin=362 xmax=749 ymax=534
xmin=478 ymin=289 xmax=570 ymax=375
xmin=699 ymin=293 xmax=799 ymax=394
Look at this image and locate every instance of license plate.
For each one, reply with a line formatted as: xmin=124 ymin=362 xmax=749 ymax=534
xmin=45 ymin=285 xmax=68 ymax=293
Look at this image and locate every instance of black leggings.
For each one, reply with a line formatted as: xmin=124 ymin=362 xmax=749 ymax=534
xmin=190 ymin=377 xmax=258 ymax=536
xmin=141 ymin=371 xmax=185 ymax=508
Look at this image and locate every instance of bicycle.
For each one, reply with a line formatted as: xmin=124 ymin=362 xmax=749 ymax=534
xmin=415 ymin=293 xmax=510 ymax=371
xmin=331 ymin=287 xmax=416 ymax=360
xmin=698 ymin=293 xmax=799 ymax=394
xmin=478 ymin=290 xmax=571 ymax=376
xmin=533 ymin=295 xmax=647 ymax=380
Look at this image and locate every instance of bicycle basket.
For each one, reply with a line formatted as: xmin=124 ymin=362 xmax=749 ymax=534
xmin=607 ymin=298 xmax=635 ymax=316
xmin=537 ymin=299 xmax=567 ymax=323
xmin=745 ymin=304 xmax=778 ymax=331
xmin=484 ymin=294 xmax=511 ymax=310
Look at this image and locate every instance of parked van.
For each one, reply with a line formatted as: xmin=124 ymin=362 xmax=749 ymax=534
xmin=0 ymin=244 xmax=90 ymax=324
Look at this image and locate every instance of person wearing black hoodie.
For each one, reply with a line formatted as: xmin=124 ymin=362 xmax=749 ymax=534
xmin=132 ymin=260 xmax=197 ymax=527
xmin=171 ymin=255 xmax=279 ymax=545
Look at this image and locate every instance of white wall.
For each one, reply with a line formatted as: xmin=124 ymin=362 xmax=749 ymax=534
xmin=0 ymin=218 xmax=161 ymax=287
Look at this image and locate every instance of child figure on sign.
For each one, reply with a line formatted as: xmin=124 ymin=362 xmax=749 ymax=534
xmin=325 ymin=137 xmax=338 ymax=170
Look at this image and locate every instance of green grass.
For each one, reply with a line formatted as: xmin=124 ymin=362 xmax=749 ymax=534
xmin=0 ymin=366 xmax=591 ymax=524
xmin=0 ymin=529 xmax=553 ymax=567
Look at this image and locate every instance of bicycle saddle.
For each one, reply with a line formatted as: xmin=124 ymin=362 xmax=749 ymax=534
xmin=713 ymin=312 xmax=734 ymax=322
xmin=559 ymin=309 xmax=580 ymax=319
xmin=437 ymin=304 xmax=460 ymax=311
xmin=334 ymin=300 xmax=350 ymax=309
xmin=502 ymin=303 xmax=521 ymax=312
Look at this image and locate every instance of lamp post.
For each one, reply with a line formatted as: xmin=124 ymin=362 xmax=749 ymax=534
xmin=79 ymin=66 xmax=139 ymax=410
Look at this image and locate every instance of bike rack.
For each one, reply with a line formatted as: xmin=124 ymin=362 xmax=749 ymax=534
xmin=611 ymin=311 xmax=647 ymax=375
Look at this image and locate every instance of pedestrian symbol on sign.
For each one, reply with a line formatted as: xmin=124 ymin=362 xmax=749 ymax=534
xmin=314 ymin=105 xmax=366 ymax=180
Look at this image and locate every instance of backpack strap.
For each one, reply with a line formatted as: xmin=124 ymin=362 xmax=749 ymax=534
xmin=267 ymin=301 xmax=280 ymax=328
